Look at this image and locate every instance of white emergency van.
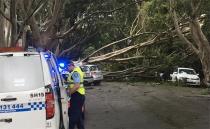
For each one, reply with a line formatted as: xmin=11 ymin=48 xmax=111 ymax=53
xmin=0 ymin=51 xmax=69 ymax=129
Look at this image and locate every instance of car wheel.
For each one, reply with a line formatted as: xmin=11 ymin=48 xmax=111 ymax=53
xmin=93 ymin=81 xmax=101 ymax=86
xmin=180 ymin=78 xmax=187 ymax=86
xmin=175 ymin=78 xmax=179 ymax=86
xmin=85 ymin=81 xmax=92 ymax=86
xmin=84 ymin=81 xmax=88 ymax=86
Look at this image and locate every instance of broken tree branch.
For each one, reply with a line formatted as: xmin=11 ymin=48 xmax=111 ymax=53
xmin=88 ymin=36 xmax=158 ymax=63
xmin=58 ymin=32 xmax=98 ymax=57
xmin=104 ymin=66 xmax=144 ymax=75
xmin=0 ymin=8 xmax=11 ymax=23
xmin=82 ymin=32 xmax=156 ymax=62
xmin=104 ymin=65 xmax=160 ymax=78
xmin=15 ymin=0 xmax=47 ymax=46
xmin=108 ymin=56 xmax=157 ymax=62
xmin=170 ymin=0 xmax=199 ymax=54
xmin=46 ymin=0 xmax=62 ymax=33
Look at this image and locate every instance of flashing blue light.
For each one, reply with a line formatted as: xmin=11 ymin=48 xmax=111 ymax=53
xmin=59 ymin=67 xmax=62 ymax=72
xmin=59 ymin=63 xmax=65 ymax=68
xmin=44 ymin=54 xmax=51 ymax=58
xmin=57 ymin=58 xmax=69 ymax=73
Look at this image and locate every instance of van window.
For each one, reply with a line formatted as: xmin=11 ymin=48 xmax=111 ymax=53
xmin=46 ymin=59 xmax=59 ymax=86
xmin=0 ymin=56 xmax=44 ymax=93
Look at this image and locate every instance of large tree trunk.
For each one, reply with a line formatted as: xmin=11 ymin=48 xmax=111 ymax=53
xmin=170 ymin=0 xmax=210 ymax=85
xmin=199 ymin=50 xmax=210 ymax=85
xmin=191 ymin=20 xmax=210 ymax=85
xmin=29 ymin=16 xmax=42 ymax=48
xmin=21 ymin=0 xmax=42 ymax=48
xmin=0 ymin=0 xmax=4 ymax=47
xmin=10 ymin=0 xmax=17 ymax=47
xmin=23 ymin=0 xmax=61 ymax=49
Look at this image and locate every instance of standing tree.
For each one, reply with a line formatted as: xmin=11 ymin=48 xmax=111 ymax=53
xmin=170 ymin=0 xmax=210 ymax=85
xmin=0 ymin=0 xmax=66 ymax=49
xmin=0 ymin=0 xmax=4 ymax=47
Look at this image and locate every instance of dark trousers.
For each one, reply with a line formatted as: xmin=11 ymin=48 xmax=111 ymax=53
xmin=69 ymin=92 xmax=85 ymax=129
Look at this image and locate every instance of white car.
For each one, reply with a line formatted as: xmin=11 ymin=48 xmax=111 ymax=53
xmin=0 ymin=51 xmax=69 ymax=129
xmin=79 ymin=66 xmax=94 ymax=86
xmin=170 ymin=67 xmax=200 ymax=86
xmin=81 ymin=65 xmax=103 ymax=85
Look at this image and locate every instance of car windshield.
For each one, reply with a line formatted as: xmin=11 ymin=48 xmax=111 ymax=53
xmin=80 ymin=66 xmax=89 ymax=72
xmin=179 ymin=69 xmax=196 ymax=75
xmin=90 ymin=66 xmax=99 ymax=71
xmin=0 ymin=55 xmax=44 ymax=93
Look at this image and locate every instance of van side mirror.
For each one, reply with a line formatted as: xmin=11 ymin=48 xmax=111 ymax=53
xmin=173 ymin=72 xmax=177 ymax=74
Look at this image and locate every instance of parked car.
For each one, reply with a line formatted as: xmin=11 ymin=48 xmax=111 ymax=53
xmin=170 ymin=67 xmax=200 ymax=86
xmin=0 ymin=51 xmax=69 ymax=129
xmin=80 ymin=66 xmax=94 ymax=86
xmin=80 ymin=64 xmax=103 ymax=85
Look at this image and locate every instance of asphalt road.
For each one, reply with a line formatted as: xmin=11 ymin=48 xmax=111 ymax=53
xmin=85 ymin=82 xmax=210 ymax=129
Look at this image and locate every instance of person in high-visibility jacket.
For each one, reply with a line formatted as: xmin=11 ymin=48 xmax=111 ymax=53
xmin=67 ymin=61 xmax=85 ymax=129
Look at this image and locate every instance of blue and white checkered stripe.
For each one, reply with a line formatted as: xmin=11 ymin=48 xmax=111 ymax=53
xmin=28 ymin=102 xmax=45 ymax=111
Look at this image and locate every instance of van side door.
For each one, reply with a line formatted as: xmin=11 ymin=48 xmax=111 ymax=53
xmin=50 ymin=55 xmax=69 ymax=129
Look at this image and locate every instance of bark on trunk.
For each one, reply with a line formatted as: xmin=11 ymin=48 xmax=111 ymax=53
xmin=28 ymin=16 xmax=42 ymax=48
xmin=0 ymin=0 xmax=4 ymax=47
xmin=10 ymin=0 xmax=17 ymax=47
xmin=170 ymin=0 xmax=210 ymax=86
xmin=199 ymin=50 xmax=210 ymax=85
xmin=191 ymin=20 xmax=210 ymax=85
xmin=22 ymin=26 xmax=27 ymax=49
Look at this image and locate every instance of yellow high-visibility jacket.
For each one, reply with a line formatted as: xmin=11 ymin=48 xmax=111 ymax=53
xmin=68 ymin=67 xmax=85 ymax=95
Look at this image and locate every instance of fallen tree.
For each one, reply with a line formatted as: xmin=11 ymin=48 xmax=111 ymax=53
xmin=103 ymin=65 xmax=161 ymax=81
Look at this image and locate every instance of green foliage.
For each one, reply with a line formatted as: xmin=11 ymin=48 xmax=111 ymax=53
xmin=59 ymin=0 xmax=208 ymax=81
xmin=142 ymin=0 xmax=172 ymax=32
xmin=64 ymin=0 xmax=90 ymax=25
